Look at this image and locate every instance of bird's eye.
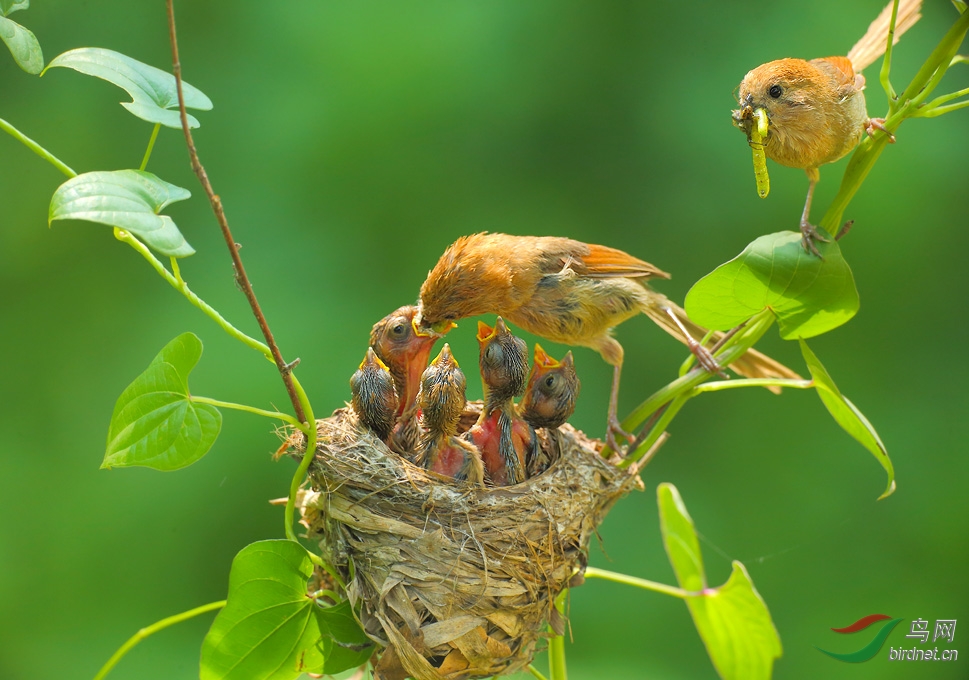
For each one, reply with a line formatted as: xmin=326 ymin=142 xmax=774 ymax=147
xmin=768 ymin=84 xmax=783 ymax=99
xmin=485 ymin=343 xmax=503 ymax=364
xmin=544 ymin=375 xmax=557 ymax=388
xmin=391 ymin=322 xmax=407 ymax=337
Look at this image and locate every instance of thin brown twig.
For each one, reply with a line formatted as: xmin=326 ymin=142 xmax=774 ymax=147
xmin=165 ymin=0 xmax=306 ymax=424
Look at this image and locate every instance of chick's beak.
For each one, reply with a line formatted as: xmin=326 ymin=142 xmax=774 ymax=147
xmin=476 ymin=320 xmax=496 ymax=344
xmin=431 ymin=343 xmax=459 ymax=368
xmin=360 ymin=346 xmax=389 ymax=371
xmin=532 ymin=343 xmax=560 ymax=369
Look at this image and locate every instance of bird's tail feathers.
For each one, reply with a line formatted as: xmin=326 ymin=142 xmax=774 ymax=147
xmin=641 ymin=298 xmax=802 ymax=393
xmin=848 ymin=0 xmax=922 ymax=72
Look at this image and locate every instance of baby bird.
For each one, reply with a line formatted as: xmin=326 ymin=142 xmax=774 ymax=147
xmin=519 ymin=344 xmax=580 ymax=430
xmin=465 ymin=318 xmax=535 ymax=486
xmin=519 ymin=344 xmax=580 ymax=477
xmin=370 ymin=305 xmax=439 ymax=454
xmin=733 ymin=0 xmax=922 ymax=255
xmin=415 ymin=344 xmax=484 ymax=485
xmin=349 ymin=347 xmax=399 ymax=442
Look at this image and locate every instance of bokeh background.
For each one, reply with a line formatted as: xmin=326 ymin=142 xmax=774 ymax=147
xmin=1 ymin=1 xmax=966 ymax=678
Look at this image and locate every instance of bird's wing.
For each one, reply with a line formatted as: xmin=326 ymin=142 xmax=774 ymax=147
xmin=812 ymin=56 xmax=857 ymax=87
xmin=573 ymin=242 xmax=671 ymax=280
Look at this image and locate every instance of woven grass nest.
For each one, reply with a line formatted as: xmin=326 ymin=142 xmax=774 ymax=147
xmin=287 ymin=401 xmax=646 ymax=680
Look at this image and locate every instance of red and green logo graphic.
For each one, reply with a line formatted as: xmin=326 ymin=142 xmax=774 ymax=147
xmin=816 ymin=614 xmax=903 ymax=662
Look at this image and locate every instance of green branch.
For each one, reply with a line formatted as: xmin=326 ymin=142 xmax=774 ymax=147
xmin=585 ymin=567 xmax=698 ymax=599
xmin=821 ymin=7 xmax=969 ymax=232
xmin=0 ymin=117 xmax=77 ymax=178
xmin=608 ymin=309 xmax=776 ymax=460
xmin=548 ymin=589 xmax=568 ymax=680
xmin=190 ymin=396 xmax=302 ymax=428
xmin=113 ymin=230 xmax=271 ymax=359
xmin=139 ymin=123 xmax=161 ymax=171
xmin=693 ymin=378 xmax=814 ymax=393
xmin=93 ymin=600 xmax=225 ymax=680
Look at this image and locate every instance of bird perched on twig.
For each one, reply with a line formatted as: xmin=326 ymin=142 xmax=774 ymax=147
xmin=732 ymin=0 xmax=922 ymax=255
xmin=415 ymin=232 xmax=799 ymax=452
xmin=370 ymin=305 xmax=439 ymax=455
xmin=415 ymin=344 xmax=485 ymax=485
xmin=349 ymin=347 xmax=399 ymax=442
xmin=519 ymin=344 xmax=580 ymax=477
xmin=464 ymin=318 xmax=535 ymax=486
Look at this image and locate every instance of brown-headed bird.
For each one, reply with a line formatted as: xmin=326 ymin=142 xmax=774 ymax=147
xmin=415 ymin=344 xmax=484 ymax=484
xmin=415 ymin=233 xmax=800 ymax=451
xmin=464 ymin=317 xmax=535 ymax=486
xmin=350 ymin=347 xmax=399 ymax=442
xmin=370 ymin=305 xmax=439 ymax=455
xmin=732 ymin=0 xmax=922 ymax=255
xmin=519 ymin=344 xmax=580 ymax=477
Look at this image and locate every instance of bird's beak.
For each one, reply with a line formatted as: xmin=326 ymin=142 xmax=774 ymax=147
xmin=360 ymin=346 xmax=390 ymax=371
xmin=476 ymin=320 xmax=496 ymax=344
xmin=431 ymin=343 xmax=458 ymax=368
xmin=561 ymin=351 xmax=574 ymax=370
xmin=532 ymin=343 xmax=561 ymax=368
xmin=493 ymin=316 xmax=510 ymax=336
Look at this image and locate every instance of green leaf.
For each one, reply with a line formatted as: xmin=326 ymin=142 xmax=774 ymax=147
xmin=50 ymin=169 xmax=194 ymax=257
xmin=691 ymin=563 xmax=784 ymax=680
xmin=658 ymin=483 xmax=782 ymax=680
xmin=44 ymin=47 xmax=212 ymax=128
xmin=201 ymin=540 xmax=334 ymax=680
xmin=685 ymin=231 xmax=859 ymax=339
xmin=657 ymin=482 xmax=705 ymax=592
xmin=103 ymin=333 xmax=221 ymax=471
xmin=799 ymin=340 xmax=895 ymax=499
xmin=0 ymin=0 xmax=29 ymax=17
xmin=0 ymin=15 xmax=42 ymax=74
xmin=319 ymin=601 xmax=374 ymax=674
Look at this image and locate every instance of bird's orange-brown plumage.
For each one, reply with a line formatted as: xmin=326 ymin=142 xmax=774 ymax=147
xmin=733 ymin=0 xmax=921 ymax=172
xmin=417 ymin=232 xmax=796 ymax=381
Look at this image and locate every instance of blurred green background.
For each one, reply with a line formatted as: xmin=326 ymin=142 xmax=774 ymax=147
xmin=1 ymin=1 xmax=966 ymax=678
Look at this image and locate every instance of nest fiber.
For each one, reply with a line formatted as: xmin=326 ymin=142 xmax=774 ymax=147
xmin=291 ymin=403 xmax=643 ymax=680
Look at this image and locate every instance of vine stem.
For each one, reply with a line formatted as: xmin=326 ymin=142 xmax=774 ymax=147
xmin=547 ymin=588 xmax=569 ymax=680
xmin=139 ymin=123 xmax=161 ymax=171
xmin=113 ymin=230 xmax=274 ymax=361
xmin=585 ymin=567 xmax=698 ymax=599
xmin=92 ymin=600 xmax=225 ymax=680
xmin=190 ymin=396 xmax=303 ymax=427
xmin=603 ymin=309 xmax=776 ymax=460
xmin=528 ymin=665 xmax=550 ymax=680
xmin=165 ymin=0 xmax=306 ymax=425
xmin=0 ymin=117 xmax=76 ymax=177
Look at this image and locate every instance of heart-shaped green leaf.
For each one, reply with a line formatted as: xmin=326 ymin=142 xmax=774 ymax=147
xmin=50 ymin=169 xmax=194 ymax=257
xmin=319 ymin=601 xmax=374 ymax=674
xmin=799 ymin=340 xmax=895 ymax=499
xmin=104 ymin=333 xmax=220 ymax=471
xmin=44 ymin=47 xmax=212 ymax=128
xmin=0 ymin=15 xmax=42 ymax=73
xmin=658 ymin=483 xmax=782 ymax=680
xmin=685 ymin=231 xmax=859 ymax=339
xmin=201 ymin=540 xmax=335 ymax=680
xmin=0 ymin=0 xmax=29 ymax=17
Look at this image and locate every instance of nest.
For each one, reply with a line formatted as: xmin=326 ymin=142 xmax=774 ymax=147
xmin=287 ymin=402 xmax=645 ymax=680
